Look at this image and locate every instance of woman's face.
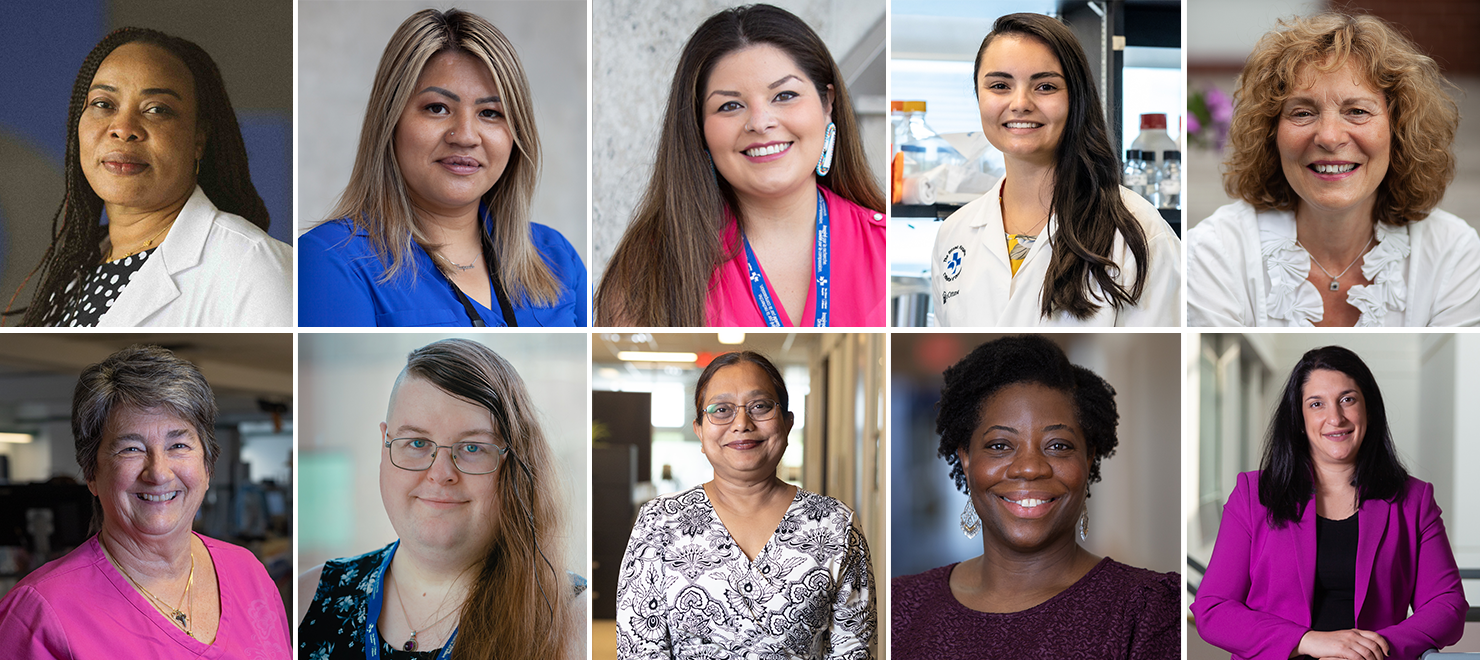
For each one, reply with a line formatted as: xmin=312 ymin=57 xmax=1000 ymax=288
xmin=957 ymin=383 xmax=1090 ymax=553
xmin=78 ymin=42 xmax=205 ymax=215
xmin=1276 ymin=60 xmax=1390 ymax=219
xmin=380 ymin=375 xmax=502 ymax=555
xmin=394 ymin=50 xmax=513 ymax=218
xmin=976 ymin=35 xmax=1068 ymax=166
xmin=702 ymin=44 xmax=833 ymax=204
xmin=693 ymin=362 xmax=793 ymax=482
xmin=87 ymin=406 xmax=209 ymax=542
xmin=1300 ymin=368 xmax=1368 ymax=467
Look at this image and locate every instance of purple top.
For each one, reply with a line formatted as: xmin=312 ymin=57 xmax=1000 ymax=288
xmin=891 ymin=557 xmax=1179 ymax=660
xmin=0 ymin=534 xmax=290 ymax=659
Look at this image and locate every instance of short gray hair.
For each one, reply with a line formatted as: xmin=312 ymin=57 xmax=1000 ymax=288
xmin=73 ymin=346 xmax=219 ymax=523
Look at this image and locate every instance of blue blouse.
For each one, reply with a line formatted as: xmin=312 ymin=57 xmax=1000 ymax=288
xmin=298 ymin=217 xmax=586 ymax=327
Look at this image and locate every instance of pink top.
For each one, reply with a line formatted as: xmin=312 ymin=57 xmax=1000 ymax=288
xmin=705 ymin=185 xmax=886 ymax=327
xmin=0 ymin=534 xmax=290 ymax=659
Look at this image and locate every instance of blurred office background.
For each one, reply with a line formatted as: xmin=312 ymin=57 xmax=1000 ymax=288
xmin=1187 ymin=0 xmax=1480 ymax=231
xmin=1186 ymin=333 xmax=1480 ymax=657
xmin=0 ymin=0 xmax=293 ymax=318
xmin=890 ymin=0 xmax=1183 ymax=326
xmin=296 ymin=333 xmax=588 ymax=592
xmin=0 ymin=333 xmax=292 ymax=615
xmin=892 ymin=332 xmax=1181 ymax=582
xmin=589 ymin=332 xmax=885 ymax=659
xmin=591 ymin=0 xmax=887 ymax=285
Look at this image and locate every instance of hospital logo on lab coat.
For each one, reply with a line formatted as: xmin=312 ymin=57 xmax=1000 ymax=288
xmin=943 ymin=245 xmax=966 ymax=282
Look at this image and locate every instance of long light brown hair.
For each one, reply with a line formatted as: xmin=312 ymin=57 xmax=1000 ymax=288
xmin=1223 ymin=12 xmax=1458 ymax=226
xmin=325 ymin=9 xmax=562 ymax=305
xmin=400 ymin=339 xmax=574 ymax=659
xmin=595 ymin=4 xmax=884 ymax=326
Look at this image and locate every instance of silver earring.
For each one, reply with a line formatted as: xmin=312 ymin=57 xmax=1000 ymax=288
xmin=960 ymin=495 xmax=981 ymax=539
xmin=1078 ymin=509 xmax=1089 ymax=542
xmin=815 ymin=122 xmax=836 ymax=176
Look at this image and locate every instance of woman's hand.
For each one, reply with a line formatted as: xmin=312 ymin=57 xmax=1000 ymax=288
xmin=1295 ymin=629 xmax=1391 ymax=660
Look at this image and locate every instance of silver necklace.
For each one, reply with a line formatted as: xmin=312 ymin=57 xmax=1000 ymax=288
xmin=391 ymin=568 xmax=462 ymax=652
xmin=440 ymin=252 xmax=478 ymax=272
xmin=1296 ymin=235 xmax=1375 ymax=292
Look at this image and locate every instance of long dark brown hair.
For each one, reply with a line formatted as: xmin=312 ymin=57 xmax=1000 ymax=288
xmin=8 ymin=27 xmax=267 ymax=326
xmin=399 ymin=339 xmax=574 ymax=659
xmin=975 ymin=14 xmax=1150 ymax=319
xmin=595 ymin=4 xmax=884 ymax=326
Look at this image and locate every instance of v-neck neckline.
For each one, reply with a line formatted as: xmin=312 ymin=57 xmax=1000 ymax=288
xmin=699 ymin=484 xmax=801 ymax=564
xmin=94 ymin=533 xmax=224 ymax=649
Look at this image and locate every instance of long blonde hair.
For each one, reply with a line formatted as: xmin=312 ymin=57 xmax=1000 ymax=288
xmin=326 ymin=8 xmax=562 ymax=305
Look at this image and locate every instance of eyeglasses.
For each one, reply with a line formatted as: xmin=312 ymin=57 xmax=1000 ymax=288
xmin=701 ymin=399 xmax=781 ymax=425
xmin=384 ymin=437 xmax=507 ymax=475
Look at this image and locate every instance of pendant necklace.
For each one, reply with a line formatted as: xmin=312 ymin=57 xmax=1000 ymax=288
xmin=391 ymin=568 xmax=462 ymax=652
xmin=109 ymin=219 xmax=175 ymax=263
xmin=102 ymin=537 xmax=196 ymax=638
xmin=1297 ymin=235 xmax=1375 ymax=292
xmin=440 ymin=252 xmax=478 ymax=272
xmin=1000 ymin=179 xmax=1049 ymax=262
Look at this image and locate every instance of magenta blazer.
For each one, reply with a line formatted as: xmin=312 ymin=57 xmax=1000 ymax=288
xmin=1192 ymin=471 xmax=1466 ymax=660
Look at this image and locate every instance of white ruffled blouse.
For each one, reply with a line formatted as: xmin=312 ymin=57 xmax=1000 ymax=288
xmin=1187 ymin=201 xmax=1480 ymax=327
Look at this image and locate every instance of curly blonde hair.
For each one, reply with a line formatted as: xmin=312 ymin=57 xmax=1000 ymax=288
xmin=1223 ymin=12 xmax=1458 ymax=226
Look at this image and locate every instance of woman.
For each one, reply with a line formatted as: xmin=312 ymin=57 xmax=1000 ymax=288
xmin=892 ymin=335 xmax=1178 ymax=659
xmin=6 ymin=28 xmax=291 ymax=327
xmin=298 ymin=9 xmax=586 ymax=327
xmin=1187 ymin=13 xmax=1479 ymax=327
xmin=614 ymin=351 xmax=875 ymax=657
xmin=0 ymin=345 xmax=291 ymax=657
xmin=595 ymin=4 xmax=886 ymax=327
xmin=928 ymin=14 xmax=1181 ymax=327
xmin=1193 ymin=346 xmax=1466 ymax=659
xmin=299 ymin=339 xmax=584 ymax=658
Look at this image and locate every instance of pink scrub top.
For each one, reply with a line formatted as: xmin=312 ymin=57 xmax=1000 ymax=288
xmin=705 ymin=185 xmax=886 ymax=327
xmin=0 ymin=534 xmax=290 ymax=659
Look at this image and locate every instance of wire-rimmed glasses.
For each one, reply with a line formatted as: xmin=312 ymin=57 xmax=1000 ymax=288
xmin=384 ymin=436 xmax=507 ymax=475
xmin=701 ymin=399 xmax=781 ymax=425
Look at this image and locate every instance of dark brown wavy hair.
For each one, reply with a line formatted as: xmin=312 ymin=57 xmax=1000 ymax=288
xmin=595 ymin=4 xmax=885 ymax=326
xmin=974 ymin=13 xmax=1150 ymax=320
xmin=397 ymin=339 xmax=575 ymax=659
xmin=8 ymin=27 xmax=267 ymax=326
xmin=1223 ymin=12 xmax=1458 ymax=226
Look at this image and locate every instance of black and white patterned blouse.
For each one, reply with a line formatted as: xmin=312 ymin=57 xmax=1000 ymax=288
xmin=57 ymin=248 xmax=156 ymax=327
xmin=298 ymin=542 xmax=587 ymax=660
xmin=615 ymin=485 xmax=876 ymax=660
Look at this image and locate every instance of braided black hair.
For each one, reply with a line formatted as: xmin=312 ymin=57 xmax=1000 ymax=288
xmin=9 ymin=27 xmax=267 ymax=326
xmin=935 ymin=335 xmax=1119 ymax=495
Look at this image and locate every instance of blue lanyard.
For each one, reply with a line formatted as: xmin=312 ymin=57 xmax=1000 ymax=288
xmin=365 ymin=541 xmax=458 ymax=660
xmin=741 ymin=188 xmax=830 ymax=327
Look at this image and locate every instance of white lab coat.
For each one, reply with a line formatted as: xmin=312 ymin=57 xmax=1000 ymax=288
xmin=1186 ymin=201 xmax=1480 ymax=327
xmin=95 ymin=186 xmax=292 ymax=327
xmin=929 ymin=179 xmax=1182 ymax=327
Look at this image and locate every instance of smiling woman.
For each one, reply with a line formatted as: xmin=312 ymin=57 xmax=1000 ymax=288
xmin=891 ymin=335 xmax=1178 ymax=659
xmin=298 ymin=9 xmax=586 ymax=327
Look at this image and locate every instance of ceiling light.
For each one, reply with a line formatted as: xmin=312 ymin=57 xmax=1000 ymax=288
xmin=717 ymin=331 xmax=745 ymax=345
xmin=617 ymin=351 xmax=697 ymax=363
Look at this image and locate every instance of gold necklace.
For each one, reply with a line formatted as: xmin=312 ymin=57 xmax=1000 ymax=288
xmin=109 ymin=220 xmax=175 ymax=262
xmin=102 ymin=537 xmax=195 ymax=637
xmin=391 ymin=569 xmax=462 ymax=652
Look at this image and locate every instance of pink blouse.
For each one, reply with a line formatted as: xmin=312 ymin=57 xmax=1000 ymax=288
xmin=0 ymin=534 xmax=290 ymax=659
xmin=705 ymin=186 xmax=886 ymax=327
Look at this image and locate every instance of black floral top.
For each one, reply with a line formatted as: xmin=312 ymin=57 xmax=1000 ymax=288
xmin=298 ymin=542 xmax=586 ymax=660
xmin=615 ymin=485 xmax=876 ymax=659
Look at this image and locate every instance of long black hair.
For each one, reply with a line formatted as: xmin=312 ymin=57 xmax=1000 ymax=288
xmin=9 ymin=27 xmax=267 ymax=326
xmin=973 ymin=14 xmax=1151 ymax=320
xmin=1259 ymin=345 xmax=1409 ymax=526
xmin=935 ymin=335 xmax=1119 ymax=496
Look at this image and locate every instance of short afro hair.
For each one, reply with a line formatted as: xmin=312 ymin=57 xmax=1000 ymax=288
xmin=936 ymin=335 xmax=1119 ymax=495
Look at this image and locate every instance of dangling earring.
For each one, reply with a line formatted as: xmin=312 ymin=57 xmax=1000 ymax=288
xmin=1078 ymin=509 xmax=1089 ymax=542
xmin=960 ymin=492 xmax=981 ymax=539
xmin=194 ymin=158 xmax=201 ymax=177
xmin=814 ymin=122 xmax=836 ymax=176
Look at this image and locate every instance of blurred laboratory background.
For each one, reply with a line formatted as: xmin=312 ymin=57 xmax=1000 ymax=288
xmin=589 ymin=332 xmax=885 ymax=659
xmin=1186 ymin=0 xmax=1480 ymax=231
xmin=0 ymin=333 xmax=293 ymax=615
xmin=891 ymin=332 xmax=1180 ymax=578
xmin=1186 ymin=333 xmax=1480 ymax=657
xmin=890 ymin=0 xmax=1184 ymax=326
xmin=296 ymin=333 xmax=588 ymax=588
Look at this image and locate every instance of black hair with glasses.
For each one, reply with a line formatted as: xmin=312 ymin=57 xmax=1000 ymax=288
xmin=390 ymin=338 xmax=576 ymax=658
xmin=692 ymin=350 xmax=791 ymax=424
